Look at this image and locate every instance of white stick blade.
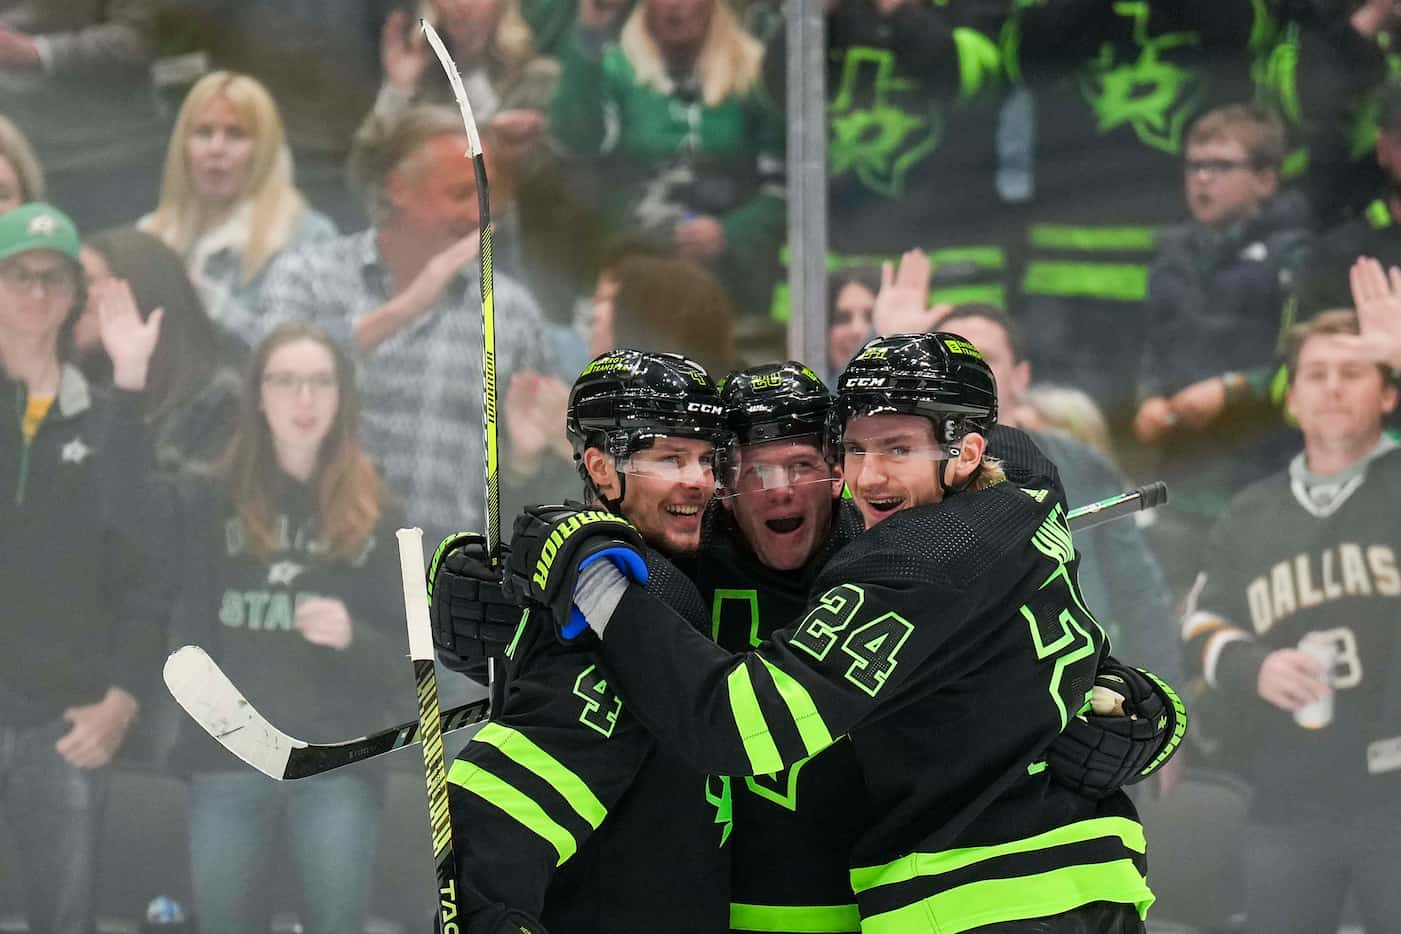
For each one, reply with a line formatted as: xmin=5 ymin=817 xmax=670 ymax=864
xmin=162 ymin=645 xmax=299 ymax=779
xmin=397 ymin=528 xmax=435 ymax=662
xmin=419 ymin=17 xmax=484 ymax=156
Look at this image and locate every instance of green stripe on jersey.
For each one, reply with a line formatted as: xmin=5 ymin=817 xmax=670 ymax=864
xmin=928 ymin=284 xmax=1006 ymax=309
xmin=471 ymin=722 xmax=607 ymax=828
xmin=727 ymin=664 xmax=784 ymax=774
xmin=447 ymin=759 xmax=579 ymax=866
xmin=1028 ymin=224 xmax=1157 ymax=252
xmin=850 ymin=816 xmax=1147 ymax=892
xmin=1022 ymin=261 xmax=1148 ymax=302
xmin=730 ymin=901 xmax=862 ymax=933
xmin=859 ymin=861 xmax=1154 ymax=934
xmin=759 ymin=657 xmax=836 ymax=758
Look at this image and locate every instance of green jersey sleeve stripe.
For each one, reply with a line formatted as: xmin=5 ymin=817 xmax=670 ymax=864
xmin=859 ymin=860 xmax=1154 ymax=934
xmin=447 ymin=758 xmax=579 ymax=866
xmin=758 ymin=657 xmax=836 ymax=757
xmin=727 ymin=663 xmax=785 ymax=774
xmin=849 ymin=816 xmax=1146 ymax=892
xmin=472 ymin=722 xmax=608 ymax=828
xmin=1022 ymin=261 xmax=1149 ymax=303
xmin=730 ymin=901 xmax=861 ymax=933
xmin=1027 ymin=224 xmax=1157 ymax=252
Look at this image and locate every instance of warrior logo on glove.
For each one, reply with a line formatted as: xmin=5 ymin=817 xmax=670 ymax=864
xmin=504 ymin=503 xmax=648 ymax=641
xmin=531 ymin=509 xmax=633 ymax=590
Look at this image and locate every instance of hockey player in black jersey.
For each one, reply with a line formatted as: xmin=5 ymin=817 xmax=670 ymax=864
xmin=705 ymin=363 xmax=872 ymax=933
xmin=711 ymin=362 xmax=1186 ymax=934
xmin=434 ymin=350 xmax=738 ymax=933
xmin=1183 ymin=309 xmax=1401 ymax=934
xmin=504 ymin=334 xmax=1179 ymax=933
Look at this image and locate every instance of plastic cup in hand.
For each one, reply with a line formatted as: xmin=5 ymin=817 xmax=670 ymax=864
xmin=1294 ymin=633 xmax=1338 ymax=730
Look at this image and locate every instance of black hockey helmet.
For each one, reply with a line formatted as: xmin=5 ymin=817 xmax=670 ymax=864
xmin=720 ymin=361 xmax=832 ymax=447
xmin=832 ymin=332 xmax=998 ymax=452
xmin=567 ymin=349 xmax=733 ymax=461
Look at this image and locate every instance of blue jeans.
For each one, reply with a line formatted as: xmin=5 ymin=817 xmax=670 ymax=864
xmin=189 ymin=770 xmax=385 ymax=934
xmin=1244 ymin=803 xmax=1401 ymax=934
xmin=0 ymin=718 xmax=109 ymax=934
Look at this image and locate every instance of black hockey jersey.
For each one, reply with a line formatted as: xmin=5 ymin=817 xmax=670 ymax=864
xmin=1183 ymin=444 xmax=1401 ymax=822
xmin=698 ymin=503 xmax=869 ymax=933
xmin=596 ymin=449 xmax=1152 ymax=932
xmin=446 ymin=551 xmax=731 ymax=933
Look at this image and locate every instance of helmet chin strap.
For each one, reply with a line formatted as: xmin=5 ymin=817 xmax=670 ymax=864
xmin=935 ymin=442 xmax=980 ymax=500
xmin=602 ymin=472 xmax=627 ymax=515
xmin=579 ymin=451 xmax=628 ymax=514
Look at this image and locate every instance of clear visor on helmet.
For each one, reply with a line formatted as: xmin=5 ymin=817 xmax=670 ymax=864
xmin=719 ymin=449 xmax=836 ymax=499
xmin=838 ymin=438 xmax=959 ymax=466
xmin=615 ymin=446 xmax=720 ymax=486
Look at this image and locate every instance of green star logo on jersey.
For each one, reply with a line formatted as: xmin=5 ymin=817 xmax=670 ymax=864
xmin=829 ymin=46 xmax=944 ymax=198
xmin=1079 ymin=1 xmax=1204 ymax=154
xmin=745 ymin=755 xmax=814 ymax=812
xmin=705 ymin=775 xmax=733 ymax=847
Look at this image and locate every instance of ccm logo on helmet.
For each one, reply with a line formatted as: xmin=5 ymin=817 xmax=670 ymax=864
xmin=687 ymin=402 xmax=724 ymax=415
xmin=532 ymin=510 xmax=628 ymax=590
xmin=845 ymin=377 xmax=888 ymax=388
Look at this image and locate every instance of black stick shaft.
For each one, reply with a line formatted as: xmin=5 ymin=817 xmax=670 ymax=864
xmin=1066 ymin=481 xmax=1169 ymax=532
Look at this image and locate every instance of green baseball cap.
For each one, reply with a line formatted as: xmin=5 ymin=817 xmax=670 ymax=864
xmin=0 ymin=202 xmax=80 ymax=263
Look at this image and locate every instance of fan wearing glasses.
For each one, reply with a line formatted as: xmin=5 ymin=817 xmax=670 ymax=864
xmin=1132 ymin=102 xmax=1313 ymax=596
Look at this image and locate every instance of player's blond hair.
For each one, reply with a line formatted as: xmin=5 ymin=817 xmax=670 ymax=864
xmin=145 ymin=71 xmax=307 ymax=286
xmin=969 ymin=454 xmax=1006 ymax=491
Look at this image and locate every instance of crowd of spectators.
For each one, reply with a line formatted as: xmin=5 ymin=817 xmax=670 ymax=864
xmin=4 ymin=0 xmax=1401 ymax=932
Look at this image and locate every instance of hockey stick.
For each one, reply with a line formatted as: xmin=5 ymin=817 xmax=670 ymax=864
xmin=162 ymin=644 xmax=488 ymax=780
xmin=421 ymin=17 xmax=503 ymax=713
xmin=1066 ymin=481 xmax=1167 ymax=532
xmin=398 ymin=527 xmax=462 ymax=932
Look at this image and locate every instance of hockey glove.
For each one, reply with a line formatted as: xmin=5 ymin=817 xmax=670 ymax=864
xmin=1045 ymin=664 xmax=1187 ymax=799
xmin=503 ymin=503 xmax=648 ymax=642
xmin=427 ymin=532 xmax=522 ymax=673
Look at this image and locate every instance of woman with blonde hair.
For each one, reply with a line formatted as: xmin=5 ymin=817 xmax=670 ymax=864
xmin=0 ymin=114 xmax=44 ymax=215
xmin=165 ymin=321 xmax=407 ymax=934
xmin=550 ymin=0 xmax=784 ymax=314
xmin=141 ymin=72 xmax=336 ymax=336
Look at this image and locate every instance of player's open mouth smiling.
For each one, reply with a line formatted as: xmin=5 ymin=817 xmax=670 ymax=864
xmin=764 ymin=515 xmax=804 ymax=535
xmin=665 ymin=504 xmax=702 ymax=519
xmin=865 ymin=496 xmax=903 ymax=514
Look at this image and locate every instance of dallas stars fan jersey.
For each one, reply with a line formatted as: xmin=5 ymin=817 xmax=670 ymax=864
xmin=595 ymin=446 xmax=1153 ymax=933
xmin=1183 ymin=445 xmax=1401 ymax=823
xmin=445 ymin=550 xmax=731 ymax=933
xmin=696 ymin=502 xmax=869 ymax=934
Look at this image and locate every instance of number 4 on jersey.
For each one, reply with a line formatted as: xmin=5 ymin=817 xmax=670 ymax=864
xmin=573 ymin=665 xmax=622 ymax=737
xmin=790 ymin=584 xmax=913 ymax=697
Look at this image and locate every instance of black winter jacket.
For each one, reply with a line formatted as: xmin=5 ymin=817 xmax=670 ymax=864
xmin=0 ymin=366 xmax=167 ymax=725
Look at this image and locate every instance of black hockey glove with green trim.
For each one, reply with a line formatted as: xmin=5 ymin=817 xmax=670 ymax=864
xmin=503 ymin=503 xmax=648 ymax=643
xmin=1045 ymin=664 xmax=1187 ymax=799
xmin=427 ymin=532 xmax=521 ymax=673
